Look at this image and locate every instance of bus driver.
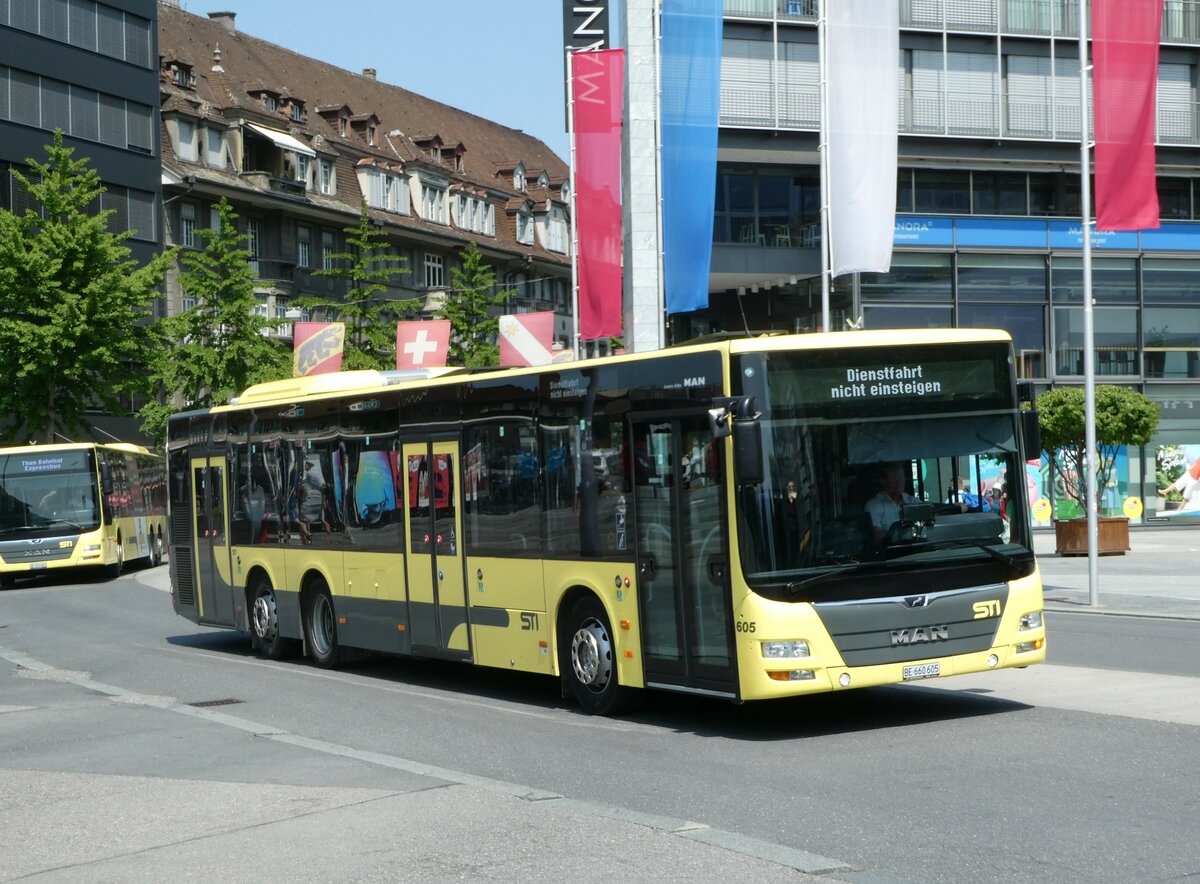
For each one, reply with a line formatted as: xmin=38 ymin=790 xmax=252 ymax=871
xmin=865 ymin=462 xmax=920 ymax=542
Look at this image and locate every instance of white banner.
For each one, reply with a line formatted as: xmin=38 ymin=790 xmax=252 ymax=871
xmin=827 ymin=0 xmax=899 ymax=277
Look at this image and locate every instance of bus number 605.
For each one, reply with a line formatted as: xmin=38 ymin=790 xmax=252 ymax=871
xmin=736 ymin=620 xmax=756 ymax=634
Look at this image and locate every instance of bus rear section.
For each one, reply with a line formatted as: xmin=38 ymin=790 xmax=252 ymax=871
xmin=726 ymin=334 xmax=1046 ymax=699
xmin=0 ymin=443 xmax=167 ymax=585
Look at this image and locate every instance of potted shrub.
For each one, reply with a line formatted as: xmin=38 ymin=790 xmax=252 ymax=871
xmin=1037 ymin=385 xmax=1160 ymax=555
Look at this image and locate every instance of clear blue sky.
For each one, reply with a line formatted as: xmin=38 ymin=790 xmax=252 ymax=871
xmin=182 ymin=1 xmax=572 ymax=160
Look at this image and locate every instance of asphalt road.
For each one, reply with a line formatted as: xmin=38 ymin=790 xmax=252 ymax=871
xmin=2 ymin=566 xmax=1198 ymax=883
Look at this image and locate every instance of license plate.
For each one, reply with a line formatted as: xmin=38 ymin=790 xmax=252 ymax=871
xmin=903 ymin=662 xmax=940 ymax=681
xmin=30 ymin=563 xmax=48 ymax=570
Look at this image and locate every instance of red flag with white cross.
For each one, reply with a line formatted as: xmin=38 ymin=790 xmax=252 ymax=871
xmin=396 ymin=320 xmax=451 ymax=368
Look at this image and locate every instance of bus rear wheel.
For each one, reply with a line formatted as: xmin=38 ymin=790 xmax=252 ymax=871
xmin=561 ymin=596 xmax=633 ymax=716
xmin=304 ymin=584 xmax=341 ymax=669
xmin=250 ymin=579 xmax=297 ymax=660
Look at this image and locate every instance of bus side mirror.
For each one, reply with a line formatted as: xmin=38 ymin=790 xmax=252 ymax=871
xmin=100 ymin=462 xmax=114 ymax=495
xmin=733 ymin=420 xmax=764 ymax=486
xmin=1021 ymin=410 xmax=1041 ymax=460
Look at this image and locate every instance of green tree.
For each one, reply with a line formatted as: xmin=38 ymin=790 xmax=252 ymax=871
xmin=297 ymin=202 xmax=417 ymax=370
xmin=436 ymin=241 xmax=513 ymax=367
xmin=0 ymin=132 xmax=174 ymax=444
xmin=139 ymin=198 xmax=289 ymax=442
xmin=1037 ymin=385 xmax=1160 ymax=512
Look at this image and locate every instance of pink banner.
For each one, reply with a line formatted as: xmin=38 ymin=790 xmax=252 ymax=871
xmin=499 ymin=311 xmax=555 ymax=366
xmin=571 ymin=49 xmax=624 ymax=340
xmin=293 ymin=322 xmax=344 ymax=377
xmin=1093 ymin=0 xmax=1162 ymax=231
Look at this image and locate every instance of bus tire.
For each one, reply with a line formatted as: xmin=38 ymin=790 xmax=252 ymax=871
xmin=150 ymin=533 xmax=162 ymax=568
xmin=0 ymin=574 xmax=14 ymax=589
xmin=250 ymin=578 xmax=297 ymax=660
xmin=561 ymin=596 xmax=632 ymax=716
xmin=304 ymin=583 xmax=341 ymax=669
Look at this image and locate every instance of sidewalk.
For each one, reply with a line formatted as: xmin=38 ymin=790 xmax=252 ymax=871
xmin=1035 ymin=522 xmax=1200 ymax=620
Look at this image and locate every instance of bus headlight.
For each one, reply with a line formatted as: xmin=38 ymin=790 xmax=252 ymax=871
xmin=761 ymin=640 xmax=810 ymax=659
xmin=1019 ymin=611 xmax=1043 ymax=631
xmin=82 ymin=544 xmax=101 ymax=554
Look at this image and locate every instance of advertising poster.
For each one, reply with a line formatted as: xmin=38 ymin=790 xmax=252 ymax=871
xmin=1157 ymin=444 xmax=1200 ymax=517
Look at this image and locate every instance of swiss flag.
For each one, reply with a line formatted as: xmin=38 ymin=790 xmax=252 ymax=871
xmin=396 ymin=320 xmax=451 ymax=368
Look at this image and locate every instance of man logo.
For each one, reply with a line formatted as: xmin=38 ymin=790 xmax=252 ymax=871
xmin=903 ymin=595 xmax=930 ymax=608
xmin=891 ymin=625 xmax=949 ymax=646
xmin=973 ymin=599 xmax=1001 ymax=619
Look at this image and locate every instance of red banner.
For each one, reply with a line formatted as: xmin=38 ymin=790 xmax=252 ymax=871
xmin=396 ymin=320 xmax=451 ymax=368
xmin=293 ymin=322 xmax=344 ymax=376
xmin=571 ymin=48 xmax=624 ymax=340
xmin=1093 ymin=0 xmax=1162 ymax=231
xmin=499 ymin=311 xmax=555 ymax=366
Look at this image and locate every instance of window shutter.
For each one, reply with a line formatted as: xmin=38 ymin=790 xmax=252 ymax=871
xmin=124 ymin=14 xmax=151 ymax=67
xmin=1006 ymin=55 xmax=1052 ymax=137
xmin=40 ymin=0 xmax=69 ymax=41
xmin=101 ymin=185 xmax=129 ymax=235
xmin=70 ymin=85 xmax=100 ymax=142
xmin=778 ymin=42 xmax=818 ymax=127
xmin=1157 ymin=63 xmax=1192 ymax=142
xmin=96 ymin=4 xmax=123 ymax=59
xmin=98 ymin=93 xmax=125 ymax=147
xmin=128 ymin=190 xmax=155 ymax=242
xmin=721 ymin=38 xmax=773 ymax=126
xmin=68 ymin=0 xmax=97 ymax=52
xmin=41 ymin=77 xmax=71 ymax=132
xmin=10 ymin=0 xmax=38 ymax=33
xmin=911 ymin=50 xmax=944 ymax=132
xmin=0 ymin=68 xmax=9 ymax=122
xmin=127 ymin=103 xmax=153 ymax=152
xmin=947 ymin=52 xmax=998 ymax=136
xmin=10 ymin=70 xmax=40 ymax=128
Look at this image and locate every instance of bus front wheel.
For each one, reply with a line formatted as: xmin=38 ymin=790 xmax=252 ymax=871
xmin=250 ymin=579 xmax=297 ymax=660
xmin=106 ymin=534 xmax=124 ymax=579
xmin=304 ymin=584 xmax=341 ymax=669
xmin=561 ymin=596 xmax=632 ymax=716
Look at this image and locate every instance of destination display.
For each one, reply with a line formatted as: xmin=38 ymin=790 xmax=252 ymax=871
xmin=793 ymin=358 xmax=1002 ymax=407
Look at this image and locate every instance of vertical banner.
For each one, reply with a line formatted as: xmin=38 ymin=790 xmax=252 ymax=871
xmin=499 ymin=312 xmax=556 ymax=366
xmin=572 ymin=49 xmax=625 ymax=339
xmin=1093 ymin=0 xmax=1162 ymax=231
xmin=827 ymin=0 xmax=899 ymax=276
xmin=660 ymin=0 xmax=722 ymax=314
xmin=293 ymin=322 xmax=345 ymax=377
xmin=395 ymin=320 xmax=451 ymax=368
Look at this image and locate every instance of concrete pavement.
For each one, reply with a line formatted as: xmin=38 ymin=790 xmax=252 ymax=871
xmin=1035 ymin=522 xmax=1200 ymax=620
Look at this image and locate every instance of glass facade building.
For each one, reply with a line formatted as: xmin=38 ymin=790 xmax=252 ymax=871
xmin=679 ymin=0 xmax=1200 ymax=525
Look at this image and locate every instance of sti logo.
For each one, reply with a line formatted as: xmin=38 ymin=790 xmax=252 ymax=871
xmin=972 ymin=600 xmax=1002 ymax=619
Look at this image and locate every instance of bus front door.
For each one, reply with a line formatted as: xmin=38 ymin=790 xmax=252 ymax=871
xmin=402 ymin=441 xmax=470 ymax=659
xmin=191 ymin=455 xmax=236 ymax=627
xmin=631 ymin=415 xmax=737 ymax=698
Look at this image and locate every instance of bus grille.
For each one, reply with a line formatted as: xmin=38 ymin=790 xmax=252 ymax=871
xmin=815 ymin=585 xmax=1008 ymax=666
xmin=174 ymin=549 xmax=195 ymax=607
xmin=171 ymin=508 xmax=191 ymax=544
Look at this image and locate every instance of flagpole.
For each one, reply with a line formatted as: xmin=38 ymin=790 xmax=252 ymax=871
xmin=1078 ymin=0 xmax=1100 ymax=606
xmin=567 ymin=51 xmax=582 ymax=360
xmin=817 ymin=0 xmax=831 ymax=333
xmin=652 ymin=0 xmax=667 ymax=349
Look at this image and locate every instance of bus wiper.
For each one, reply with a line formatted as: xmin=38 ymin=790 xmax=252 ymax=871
xmin=43 ymin=517 xmax=85 ymax=532
xmin=785 ymin=563 xmax=877 ymax=596
xmin=918 ymin=538 xmax=1024 ymax=567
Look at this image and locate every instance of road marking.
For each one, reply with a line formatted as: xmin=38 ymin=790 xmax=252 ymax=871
xmin=0 ymin=643 xmax=852 ymax=877
xmin=914 ymin=663 xmax=1200 ymax=727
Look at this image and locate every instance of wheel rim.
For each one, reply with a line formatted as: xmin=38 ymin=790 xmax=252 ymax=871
xmin=116 ymin=538 xmax=124 ymax=568
xmin=252 ymin=590 xmax=278 ymax=642
xmin=310 ymin=595 xmax=334 ymax=656
xmin=570 ymin=616 xmax=613 ymax=692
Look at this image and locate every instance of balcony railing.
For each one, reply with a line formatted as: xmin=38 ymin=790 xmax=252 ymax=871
xmin=724 ymin=0 xmax=816 ymax=21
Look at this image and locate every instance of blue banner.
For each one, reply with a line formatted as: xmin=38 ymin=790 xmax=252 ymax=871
xmin=661 ymin=0 xmax=722 ymax=314
xmin=1047 ymin=221 xmax=1139 ymax=250
xmin=955 ymin=217 xmax=1048 ymax=248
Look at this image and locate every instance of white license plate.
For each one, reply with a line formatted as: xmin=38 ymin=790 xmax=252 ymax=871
xmin=903 ymin=662 xmax=940 ymax=681
xmin=30 ymin=563 xmax=48 ymax=570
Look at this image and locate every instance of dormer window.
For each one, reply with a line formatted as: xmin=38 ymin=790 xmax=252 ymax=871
xmin=517 ymin=209 xmax=534 ymax=245
xmin=339 ymin=117 xmax=348 ymax=137
xmin=368 ymin=126 xmax=376 ymax=146
xmin=290 ymin=102 xmax=304 ymax=122
xmin=514 ymin=164 xmax=526 ymax=192
xmin=265 ymin=95 xmax=278 ymax=112
xmin=537 ymin=171 xmax=549 ymax=188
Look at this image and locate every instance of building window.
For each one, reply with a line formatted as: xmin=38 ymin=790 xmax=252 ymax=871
xmin=176 ymin=119 xmax=197 ymax=162
xmin=319 ymin=159 xmax=335 ymax=195
xmin=421 ymin=182 xmax=448 ymax=223
xmin=264 ymin=94 xmax=278 ymax=112
xmin=547 ymin=206 xmax=568 ymax=253
xmin=424 ymin=253 xmax=444 ymax=289
xmin=517 ymin=211 xmax=534 ymax=245
xmin=368 ymin=126 xmax=376 ymax=146
xmin=205 ymin=128 xmax=225 ymax=168
xmin=513 ymin=166 xmax=525 ymax=191
xmin=322 ymin=230 xmax=335 ymax=270
xmin=339 ymin=116 xmax=348 ymax=137
xmin=179 ymin=202 xmax=197 ymax=249
xmin=296 ymin=154 xmax=310 ymax=186
xmin=297 ymin=225 xmax=311 ymax=268
xmin=246 ymin=220 xmax=260 ymax=276
xmin=291 ymin=103 xmax=304 ymax=122
xmin=181 ymin=290 xmax=196 ymax=312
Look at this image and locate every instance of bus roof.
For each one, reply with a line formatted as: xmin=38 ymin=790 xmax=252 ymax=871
xmin=191 ymin=328 xmax=1013 ymax=414
xmin=0 ymin=441 xmax=154 ymax=457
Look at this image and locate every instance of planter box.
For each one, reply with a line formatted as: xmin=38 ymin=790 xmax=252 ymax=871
xmin=1053 ymin=517 xmax=1130 ymax=557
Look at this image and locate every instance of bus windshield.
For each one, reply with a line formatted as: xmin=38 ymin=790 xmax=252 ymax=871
xmin=734 ymin=343 xmax=1035 ymax=599
xmin=0 ymin=450 xmax=101 ymax=537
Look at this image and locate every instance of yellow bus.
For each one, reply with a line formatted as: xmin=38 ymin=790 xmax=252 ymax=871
xmin=0 ymin=442 xmax=167 ymax=586
xmin=166 ymin=329 xmax=1046 ymax=714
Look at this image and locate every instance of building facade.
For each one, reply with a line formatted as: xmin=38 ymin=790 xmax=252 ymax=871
xmin=673 ymin=0 xmax=1200 ymax=524
xmin=157 ymin=4 xmax=576 ymax=367
xmin=1 ymin=0 xmax=164 ymax=438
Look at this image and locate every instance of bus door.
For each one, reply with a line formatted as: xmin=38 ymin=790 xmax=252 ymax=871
xmin=401 ymin=440 xmax=470 ymax=659
xmin=191 ymin=454 xmax=236 ymax=626
xmin=630 ymin=414 xmax=737 ymax=697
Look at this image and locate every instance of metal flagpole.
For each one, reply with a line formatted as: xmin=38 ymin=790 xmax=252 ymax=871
xmin=567 ymin=50 xmax=582 ymax=360
xmin=652 ymin=0 xmax=667 ymax=349
xmin=1078 ymin=0 xmax=1100 ymax=606
xmin=817 ymin=0 xmax=831 ymax=333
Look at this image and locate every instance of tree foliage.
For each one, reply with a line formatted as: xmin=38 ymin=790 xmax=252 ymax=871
xmin=0 ymin=132 xmax=174 ymax=444
xmin=436 ymin=242 xmax=513 ymax=367
xmin=1037 ymin=385 xmax=1160 ymax=510
xmin=296 ymin=202 xmax=418 ymax=370
xmin=139 ymin=198 xmax=289 ymax=442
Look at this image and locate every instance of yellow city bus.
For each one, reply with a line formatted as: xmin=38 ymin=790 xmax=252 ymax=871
xmin=0 ymin=442 xmax=167 ymax=586
xmin=166 ymin=329 xmax=1046 ymax=714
